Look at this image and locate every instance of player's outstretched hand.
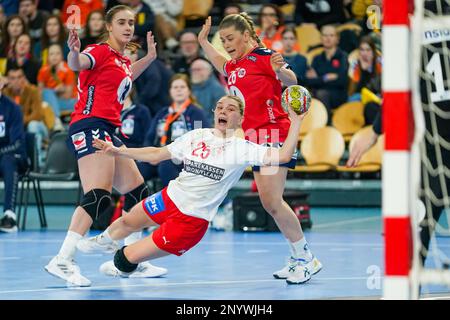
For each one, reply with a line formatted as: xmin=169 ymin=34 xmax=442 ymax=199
xmin=93 ymin=138 xmax=122 ymax=156
xmin=198 ymin=16 xmax=212 ymax=45
xmin=67 ymin=29 xmax=80 ymax=53
xmin=146 ymin=31 xmax=157 ymax=61
xmin=270 ymin=52 xmax=285 ymax=72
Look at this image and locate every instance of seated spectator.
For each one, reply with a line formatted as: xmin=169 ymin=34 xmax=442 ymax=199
xmin=211 ymin=3 xmax=242 ymax=60
xmin=304 ymin=24 xmax=349 ymax=119
xmin=281 ymin=27 xmax=307 ymax=85
xmin=37 ymin=43 xmax=76 ymax=130
xmin=7 ymin=33 xmax=41 ymax=85
xmin=294 ymin=0 xmax=347 ymax=29
xmin=18 ymin=0 xmax=49 ymax=44
xmin=1 ymin=0 xmax=19 ymax=16
xmin=0 ymin=15 xmax=28 ymax=58
xmin=60 ymin=0 xmax=104 ymax=31
xmin=134 ymin=54 xmax=173 ymax=117
xmin=80 ymin=10 xmax=105 ymax=50
xmin=145 ymin=0 xmax=183 ymax=52
xmin=348 ymin=36 xmax=382 ymax=125
xmin=255 ymin=3 xmax=293 ymax=53
xmin=190 ymin=58 xmax=226 ymax=125
xmin=172 ymin=31 xmax=202 ymax=75
xmin=0 ymin=75 xmax=28 ymax=233
xmin=144 ymin=74 xmax=210 ymax=186
xmin=0 ymin=5 xmax=5 ymax=26
xmin=34 ymin=15 xmax=69 ymax=64
xmin=129 ymin=0 xmax=155 ymax=51
xmin=3 ymin=65 xmax=49 ymax=168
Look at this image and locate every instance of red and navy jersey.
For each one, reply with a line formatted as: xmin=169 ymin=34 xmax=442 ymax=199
xmin=224 ymin=47 xmax=290 ymax=144
xmin=70 ymin=43 xmax=133 ymax=127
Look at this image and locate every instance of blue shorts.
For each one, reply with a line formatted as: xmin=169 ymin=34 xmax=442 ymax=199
xmin=67 ymin=118 xmax=124 ymax=160
xmin=252 ymin=142 xmax=297 ymax=172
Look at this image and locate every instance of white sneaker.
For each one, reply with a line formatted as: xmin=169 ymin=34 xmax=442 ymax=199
xmin=286 ymin=263 xmax=312 ymax=285
xmin=76 ymin=235 xmax=119 ymax=254
xmin=45 ymin=255 xmax=91 ymax=287
xmin=99 ymin=260 xmax=168 ymax=278
xmin=273 ymin=256 xmax=322 ymax=279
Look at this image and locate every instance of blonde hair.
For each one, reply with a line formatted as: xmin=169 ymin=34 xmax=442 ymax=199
xmin=219 ymin=95 xmax=245 ymax=115
xmin=98 ymin=5 xmax=140 ymax=52
xmin=219 ymin=13 xmax=264 ymax=48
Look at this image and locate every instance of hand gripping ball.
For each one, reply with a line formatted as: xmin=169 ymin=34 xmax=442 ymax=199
xmin=281 ymin=85 xmax=312 ymax=115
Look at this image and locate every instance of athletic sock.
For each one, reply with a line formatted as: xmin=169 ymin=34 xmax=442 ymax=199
xmin=58 ymin=230 xmax=82 ymax=260
xmin=124 ymin=231 xmax=142 ymax=246
xmin=97 ymin=229 xmax=114 ymax=244
xmin=289 ymin=237 xmax=313 ymax=261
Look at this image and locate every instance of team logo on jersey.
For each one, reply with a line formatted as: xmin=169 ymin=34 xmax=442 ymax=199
xmin=144 ymin=191 xmax=165 ymax=215
xmin=104 ymin=131 xmax=113 ymax=144
xmin=247 ymin=55 xmax=257 ymax=62
xmin=71 ymin=132 xmax=87 ymax=151
xmin=115 ymin=58 xmax=122 ymax=67
xmin=238 ymin=68 xmax=246 ymax=78
xmin=117 ymin=76 xmax=132 ymax=104
xmin=0 ymin=122 xmax=5 ymax=138
xmin=83 ymin=85 xmax=95 ymax=115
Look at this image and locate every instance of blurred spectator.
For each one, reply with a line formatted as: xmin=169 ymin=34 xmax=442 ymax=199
xmin=60 ymin=0 xmax=104 ymax=30
xmin=281 ymin=27 xmax=307 ymax=85
xmin=304 ymin=25 xmax=348 ymax=118
xmin=190 ymin=58 xmax=226 ymax=125
xmin=0 ymin=15 xmax=28 ymax=58
xmin=18 ymin=0 xmax=49 ymax=44
xmin=37 ymin=0 xmax=64 ymax=14
xmin=348 ymin=36 xmax=381 ymax=101
xmin=105 ymin=0 xmax=130 ymax=12
xmin=144 ymin=74 xmax=210 ymax=186
xmin=37 ymin=43 xmax=76 ymax=130
xmin=255 ymin=3 xmax=291 ymax=53
xmin=1 ymin=0 xmax=19 ymax=16
xmin=294 ymin=0 xmax=347 ymax=29
xmin=129 ymin=0 xmax=155 ymax=51
xmin=134 ymin=55 xmax=173 ymax=116
xmin=0 ymin=5 xmax=5 ymax=26
xmin=3 ymin=65 xmax=49 ymax=168
xmin=144 ymin=0 xmax=183 ymax=52
xmin=0 ymin=75 xmax=27 ymax=233
xmin=34 ymin=14 xmax=69 ymax=64
xmin=211 ymin=3 xmax=242 ymax=60
xmin=172 ymin=31 xmax=202 ymax=75
xmin=6 ymin=33 xmax=40 ymax=84
xmin=80 ymin=10 xmax=104 ymax=50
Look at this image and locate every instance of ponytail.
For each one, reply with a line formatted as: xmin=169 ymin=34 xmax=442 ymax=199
xmin=219 ymin=13 xmax=265 ymax=48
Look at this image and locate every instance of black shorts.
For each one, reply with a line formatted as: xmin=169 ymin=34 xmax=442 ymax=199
xmin=67 ymin=118 xmax=124 ymax=160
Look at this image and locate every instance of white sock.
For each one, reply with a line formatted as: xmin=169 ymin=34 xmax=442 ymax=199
xmin=97 ymin=229 xmax=113 ymax=244
xmin=289 ymin=237 xmax=313 ymax=260
xmin=58 ymin=230 xmax=82 ymax=260
xmin=124 ymin=231 xmax=142 ymax=246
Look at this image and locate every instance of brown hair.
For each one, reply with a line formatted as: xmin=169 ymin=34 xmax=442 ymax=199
xmin=1 ymin=15 xmax=28 ymax=53
xmin=85 ymin=10 xmax=105 ymax=38
xmin=98 ymin=5 xmax=140 ymax=52
xmin=169 ymin=73 xmax=198 ymax=105
xmin=257 ymin=3 xmax=284 ymax=28
xmin=12 ymin=33 xmax=34 ymax=58
xmin=219 ymin=12 xmax=264 ymax=48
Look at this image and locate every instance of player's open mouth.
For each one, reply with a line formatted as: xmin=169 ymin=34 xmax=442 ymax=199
xmin=218 ymin=117 xmax=227 ymax=124
xmin=227 ymin=49 xmax=236 ymax=55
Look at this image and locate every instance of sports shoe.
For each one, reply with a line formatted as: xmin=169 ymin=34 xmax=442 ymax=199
xmin=0 ymin=212 xmax=18 ymax=233
xmin=99 ymin=260 xmax=168 ymax=278
xmin=76 ymin=235 xmax=119 ymax=254
xmin=273 ymin=256 xmax=322 ymax=279
xmin=45 ymin=255 xmax=91 ymax=287
xmin=286 ymin=263 xmax=312 ymax=284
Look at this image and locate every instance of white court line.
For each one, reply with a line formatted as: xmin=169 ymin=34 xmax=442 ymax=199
xmin=247 ymin=250 xmax=269 ymax=253
xmin=0 ymin=276 xmax=380 ymax=295
xmin=329 ymin=248 xmax=353 ymax=252
xmin=0 ymin=257 xmax=21 ymax=261
xmin=205 ymin=251 xmax=228 ymax=254
xmin=312 ymin=216 xmax=380 ymax=229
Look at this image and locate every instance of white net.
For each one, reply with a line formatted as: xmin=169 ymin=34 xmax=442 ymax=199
xmin=411 ymin=0 xmax=450 ymax=295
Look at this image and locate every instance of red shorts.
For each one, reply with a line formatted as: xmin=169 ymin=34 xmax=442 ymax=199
xmin=141 ymin=187 xmax=209 ymax=256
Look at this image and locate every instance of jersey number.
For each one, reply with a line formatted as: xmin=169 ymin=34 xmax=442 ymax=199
xmin=192 ymin=142 xmax=211 ymax=159
xmin=425 ymin=52 xmax=450 ymax=103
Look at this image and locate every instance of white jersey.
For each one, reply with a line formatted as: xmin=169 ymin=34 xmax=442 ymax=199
xmin=166 ymin=128 xmax=268 ymax=221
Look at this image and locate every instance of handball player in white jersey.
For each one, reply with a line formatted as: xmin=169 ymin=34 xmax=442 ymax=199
xmin=77 ymin=95 xmax=319 ymax=284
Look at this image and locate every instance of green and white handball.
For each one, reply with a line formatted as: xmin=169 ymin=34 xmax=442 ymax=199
xmin=281 ymin=85 xmax=312 ymax=115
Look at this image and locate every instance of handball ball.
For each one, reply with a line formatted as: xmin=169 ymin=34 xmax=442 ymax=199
xmin=281 ymin=85 xmax=312 ymax=115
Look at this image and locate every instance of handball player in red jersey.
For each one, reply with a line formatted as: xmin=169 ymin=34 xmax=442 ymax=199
xmin=198 ymin=14 xmax=322 ymax=284
xmin=44 ymin=5 xmax=167 ymax=286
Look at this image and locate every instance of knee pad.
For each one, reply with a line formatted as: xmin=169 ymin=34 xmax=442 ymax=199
xmin=80 ymin=188 xmax=112 ymax=222
xmin=123 ymin=183 xmax=150 ymax=212
xmin=114 ymin=246 xmax=138 ymax=273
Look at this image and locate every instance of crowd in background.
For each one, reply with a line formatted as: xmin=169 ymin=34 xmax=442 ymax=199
xmin=0 ymin=0 xmax=383 ymax=183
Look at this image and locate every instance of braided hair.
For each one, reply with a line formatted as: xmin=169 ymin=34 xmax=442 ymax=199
xmin=219 ymin=13 xmax=264 ymax=48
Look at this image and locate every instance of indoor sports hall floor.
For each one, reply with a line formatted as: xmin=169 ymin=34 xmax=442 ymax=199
xmin=0 ymin=206 xmax=449 ymax=300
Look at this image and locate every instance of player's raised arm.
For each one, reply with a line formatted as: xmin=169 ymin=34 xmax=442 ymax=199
xmin=131 ymin=31 xmax=157 ymax=81
xmin=271 ymin=52 xmax=297 ymax=87
xmin=93 ymin=138 xmax=171 ymax=165
xmin=67 ymin=29 xmax=92 ymax=71
xmin=198 ymin=16 xmax=228 ymax=75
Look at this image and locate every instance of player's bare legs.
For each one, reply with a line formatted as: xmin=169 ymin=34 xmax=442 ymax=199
xmin=254 ymin=167 xmax=322 ymax=284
